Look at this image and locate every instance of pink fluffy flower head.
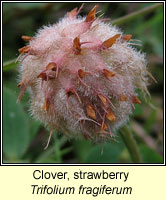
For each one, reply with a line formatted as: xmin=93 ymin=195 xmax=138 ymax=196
xmin=17 ymin=5 xmax=150 ymax=147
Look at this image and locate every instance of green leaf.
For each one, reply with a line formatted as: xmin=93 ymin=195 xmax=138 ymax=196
xmin=3 ymin=78 xmax=30 ymax=106
xmin=139 ymin=145 xmax=163 ymax=163
xmin=85 ymin=139 xmax=125 ymax=163
xmin=73 ymin=140 xmax=93 ymax=162
xmin=133 ymin=104 xmax=143 ymax=117
xmin=28 ymin=118 xmax=41 ymax=142
xmin=3 ymin=87 xmax=30 ymax=159
xmin=144 ymin=110 xmax=157 ymax=132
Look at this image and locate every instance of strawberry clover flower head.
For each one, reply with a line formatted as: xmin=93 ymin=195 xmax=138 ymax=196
xmin=18 ymin=5 xmax=149 ymax=148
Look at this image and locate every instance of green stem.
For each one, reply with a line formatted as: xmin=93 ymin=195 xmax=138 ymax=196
xmin=112 ymin=3 xmax=163 ymax=25
xmin=120 ymin=125 xmax=143 ymax=163
xmin=3 ymin=59 xmax=18 ymax=72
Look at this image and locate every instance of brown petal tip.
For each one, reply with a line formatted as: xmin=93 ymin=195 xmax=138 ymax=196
xmin=37 ymin=72 xmax=47 ymax=81
xmin=103 ymin=34 xmax=121 ymax=48
xmin=46 ymin=62 xmax=57 ymax=71
xmin=106 ymin=110 xmax=116 ymax=121
xmin=67 ymin=8 xmax=78 ymax=17
xmin=78 ymin=69 xmax=86 ymax=79
xmin=122 ymin=34 xmax=132 ymax=41
xmin=101 ymin=123 xmax=107 ymax=131
xmin=18 ymin=46 xmax=30 ymax=54
xmin=21 ymin=35 xmax=33 ymax=42
xmin=103 ymin=69 xmax=115 ymax=79
xmin=98 ymin=94 xmax=107 ymax=106
xmin=132 ymin=96 xmax=141 ymax=104
xmin=119 ymin=94 xmax=128 ymax=101
xmin=86 ymin=104 xmax=96 ymax=120
xmin=85 ymin=5 xmax=98 ymax=22
xmin=17 ymin=81 xmax=24 ymax=88
xmin=73 ymin=37 xmax=81 ymax=55
xmin=67 ymin=4 xmax=84 ymax=18
xmin=66 ymin=89 xmax=75 ymax=98
xmin=42 ymin=99 xmax=50 ymax=111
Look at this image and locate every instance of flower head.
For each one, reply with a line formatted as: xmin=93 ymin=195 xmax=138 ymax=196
xmin=18 ymin=5 xmax=150 ymax=146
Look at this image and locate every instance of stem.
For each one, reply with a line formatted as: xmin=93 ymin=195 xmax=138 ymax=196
xmin=112 ymin=3 xmax=163 ymax=25
xmin=120 ymin=125 xmax=143 ymax=163
xmin=3 ymin=59 xmax=18 ymax=72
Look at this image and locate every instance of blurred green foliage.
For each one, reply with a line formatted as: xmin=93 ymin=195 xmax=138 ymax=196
xmin=3 ymin=2 xmax=163 ymax=163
